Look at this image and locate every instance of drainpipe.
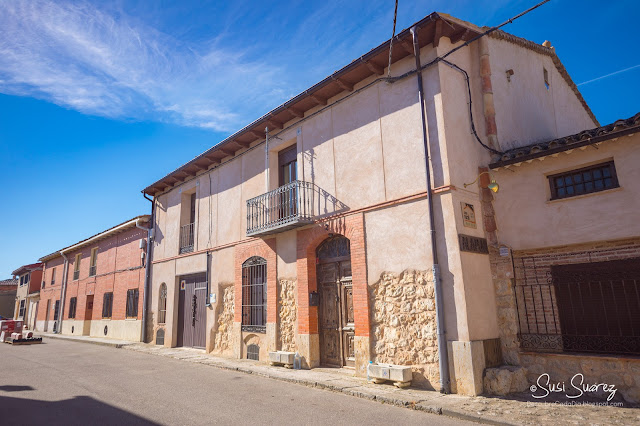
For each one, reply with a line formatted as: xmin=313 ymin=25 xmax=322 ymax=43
xmin=410 ymin=25 xmax=451 ymax=394
xmin=264 ymin=126 xmax=270 ymax=192
xmin=139 ymin=196 xmax=155 ymax=343
xmin=205 ymin=252 xmax=211 ymax=308
xmin=57 ymin=251 xmax=69 ymax=334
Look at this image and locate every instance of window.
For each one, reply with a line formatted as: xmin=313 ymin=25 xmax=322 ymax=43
xmin=158 ymin=283 xmax=167 ymax=324
xmin=19 ymin=274 xmax=29 ymax=287
xmin=102 ymin=292 xmax=113 ymax=318
xmin=18 ymin=300 xmax=26 ymax=318
xmin=126 ymin=289 xmax=139 ymax=318
xmin=89 ymin=248 xmax=98 ymax=277
xmin=549 ymin=161 xmax=619 ymax=200
xmin=179 ymin=193 xmax=196 ymax=254
xmin=543 ymin=67 xmax=550 ymax=90
xmin=247 ymin=344 xmax=260 ymax=360
xmin=278 ymin=145 xmax=298 ymax=220
xmin=51 ymin=267 xmax=56 ymax=285
xmin=73 ymin=254 xmax=81 ymax=280
xmin=241 ymin=256 xmax=267 ymax=332
xmin=68 ymin=297 xmax=77 ymax=319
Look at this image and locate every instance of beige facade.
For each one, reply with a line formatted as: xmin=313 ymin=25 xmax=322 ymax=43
xmin=143 ymin=12 xmax=617 ymax=398
xmin=11 ymin=263 xmax=42 ymax=329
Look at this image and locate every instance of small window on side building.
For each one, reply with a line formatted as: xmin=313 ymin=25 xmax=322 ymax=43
xmin=102 ymin=292 xmax=113 ymax=318
xmin=549 ymin=161 xmax=619 ymax=200
xmin=543 ymin=67 xmax=549 ymax=90
xmin=89 ymin=248 xmax=98 ymax=276
xmin=73 ymin=254 xmax=81 ymax=280
xmin=68 ymin=297 xmax=77 ymax=319
xmin=126 ymin=289 xmax=139 ymax=318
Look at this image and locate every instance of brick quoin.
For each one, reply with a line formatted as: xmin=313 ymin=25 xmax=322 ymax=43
xmin=296 ymin=213 xmax=369 ymax=337
xmin=234 ymin=238 xmax=277 ymax=325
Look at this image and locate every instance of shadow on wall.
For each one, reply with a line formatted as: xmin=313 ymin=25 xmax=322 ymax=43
xmin=0 ymin=395 xmax=159 ymax=425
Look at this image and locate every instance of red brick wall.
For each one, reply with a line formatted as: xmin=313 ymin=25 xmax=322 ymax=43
xmin=38 ymin=226 xmax=146 ymax=323
xmin=234 ymin=238 xmax=277 ymax=324
xmin=28 ymin=270 xmax=42 ymax=294
xmin=296 ymin=213 xmax=369 ymax=337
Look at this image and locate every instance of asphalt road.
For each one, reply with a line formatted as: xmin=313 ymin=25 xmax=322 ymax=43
xmin=0 ymin=339 xmax=474 ymax=425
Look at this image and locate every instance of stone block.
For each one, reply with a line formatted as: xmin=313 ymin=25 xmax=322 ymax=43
xmin=268 ymin=351 xmax=295 ymax=366
xmin=369 ymin=363 xmax=412 ymax=385
xmin=484 ymin=366 xmax=528 ymax=396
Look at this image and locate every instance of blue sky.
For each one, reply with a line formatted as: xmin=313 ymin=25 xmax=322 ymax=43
xmin=1 ymin=0 xmax=638 ymax=277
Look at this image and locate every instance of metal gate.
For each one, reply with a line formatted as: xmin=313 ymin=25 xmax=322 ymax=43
xmin=177 ymin=274 xmax=207 ymax=348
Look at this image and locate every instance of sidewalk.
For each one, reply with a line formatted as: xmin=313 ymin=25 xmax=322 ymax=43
xmin=121 ymin=343 xmax=640 ymax=425
xmin=39 ymin=332 xmax=133 ymax=348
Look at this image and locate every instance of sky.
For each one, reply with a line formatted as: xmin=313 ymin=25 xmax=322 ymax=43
xmin=1 ymin=0 xmax=639 ymax=277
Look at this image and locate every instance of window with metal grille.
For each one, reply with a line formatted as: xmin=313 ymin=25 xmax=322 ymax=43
xmin=241 ymin=256 xmax=267 ymax=332
xmin=68 ymin=297 xmax=77 ymax=319
xmin=102 ymin=292 xmax=113 ymax=319
xmin=158 ymin=283 xmax=167 ymax=324
xmin=549 ymin=161 xmax=618 ymax=200
xmin=156 ymin=328 xmax=165 ymax=345
xmin=51 ymin=267 xmax=56 ymax=285
xmin=516 ymin=258 xmax=640 ymax=356
xmin=247 ymin=344 xmax=260 ymax=360
xmin=18 ymin=300 xmax=25 ymax=318
xmin=126 ymin=289 xmax=139 ymax=318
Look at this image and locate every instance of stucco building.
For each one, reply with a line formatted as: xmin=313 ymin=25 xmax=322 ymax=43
xmin=139 ymin=11 xmax=637 ymax=400
xmin=37 ymin=216 xmax=151 ymax=340
xmin=0 ymin=278 xmax=18 ymax=319
xmin=11 ymin=263 xmax=42 ymax=329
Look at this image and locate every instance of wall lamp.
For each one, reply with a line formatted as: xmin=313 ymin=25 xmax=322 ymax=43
xmin=463 ymin=171 xmax=499 ymax=193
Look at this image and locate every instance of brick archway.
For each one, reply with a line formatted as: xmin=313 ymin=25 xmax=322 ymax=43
xmin=296 ymin=214 xmax=369 ymax=368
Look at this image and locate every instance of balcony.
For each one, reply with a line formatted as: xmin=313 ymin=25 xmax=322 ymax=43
xmin=89 ymin=265 xmax=97 ymax=277
xmin=180 ymin=222 xmax=195 ymax=254
xmin=246 ymin=180 xmax=346 ymax=237
xmin=73 ymin=270 xmax=80 ymax=280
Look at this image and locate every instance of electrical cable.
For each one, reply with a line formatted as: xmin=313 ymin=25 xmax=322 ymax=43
xmin=387 ymin=0 xmax=399 ymax=78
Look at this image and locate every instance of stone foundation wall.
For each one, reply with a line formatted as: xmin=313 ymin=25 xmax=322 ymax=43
xmin=277 ymin=279 xmax=297 ymax=352
xmin=370 ymin=270 xmax=439 ymax=389
xmin=212 ymin=284 xmax=234 ymax=354
xmin=490 ymin=239 xmax=640 ymax=403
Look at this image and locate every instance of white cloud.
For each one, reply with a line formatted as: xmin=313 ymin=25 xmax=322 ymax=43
xmin=0 ymin=0 xmax=286 ymax=131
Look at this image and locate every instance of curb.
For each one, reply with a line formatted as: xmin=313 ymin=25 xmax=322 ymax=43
xmin=41 ymin=334 xmax=132 ymax=349
xmin=123 ymin=345 xmax=514 ymax=425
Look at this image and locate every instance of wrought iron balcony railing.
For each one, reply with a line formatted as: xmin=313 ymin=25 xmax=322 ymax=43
xmin=89 ymin=265 xmax=97 ymax=277
xmin=246 ymin=180 xmax=324 ymax=237
xmin=180 ymin=222 xmax=195 ymax=254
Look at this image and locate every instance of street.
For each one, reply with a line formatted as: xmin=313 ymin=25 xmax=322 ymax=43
xmin=0 ymin=339 xmax=472 ymax=425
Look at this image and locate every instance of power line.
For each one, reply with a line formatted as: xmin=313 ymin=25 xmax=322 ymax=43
xmin=387 ymin=0 xmax=399 ymax=78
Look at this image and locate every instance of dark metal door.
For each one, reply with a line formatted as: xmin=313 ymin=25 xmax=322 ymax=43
xmin=318 ymin=260 xmax=354 ymax=367
xmin=178 ymin=274 xmax=207 ymax=348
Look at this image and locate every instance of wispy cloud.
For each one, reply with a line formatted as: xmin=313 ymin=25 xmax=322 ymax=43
xmin=0 ymin=0 xmax=286 ymax=131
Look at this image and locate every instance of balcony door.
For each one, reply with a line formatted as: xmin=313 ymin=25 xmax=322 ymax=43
xmin=278 ymin=146 xmax=298 ymax=220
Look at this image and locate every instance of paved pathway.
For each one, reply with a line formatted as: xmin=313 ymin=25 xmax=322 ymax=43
xmin=0 ymin=338 xmax=472 ymax=425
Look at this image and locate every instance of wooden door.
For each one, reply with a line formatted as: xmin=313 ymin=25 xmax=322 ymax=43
xmin=83 ymin=295 xmax=94 ymax=335
xmin=178 ymin=274 xmax=207 ymax=348
xmin=318 ymin=258 xmax=354 ymax=367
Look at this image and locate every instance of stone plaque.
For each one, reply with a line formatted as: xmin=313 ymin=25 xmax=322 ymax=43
xmin=461 ymin=202 xmax=477 ymax=229
xmin=458 ymin=234 xmax=489 ymax=254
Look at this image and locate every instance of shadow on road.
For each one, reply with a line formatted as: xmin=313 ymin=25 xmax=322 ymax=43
xmin=0 ymin=395 xmax=159 ymax=425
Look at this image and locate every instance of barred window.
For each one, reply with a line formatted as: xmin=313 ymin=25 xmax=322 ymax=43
xmin=549 ymin=161 xmax=618 ymax=200
xmin=158 ymin=283 xmax=167 ymax=324
xmin=241 ymin=256 xmax=267 ymax=332
xmin=68 ymin=297 xmax=77 ymax=319
xmin=102 ymin=292 xmax=113 ymax=319
xmin=126 ymin=289 xmax=139 ymax=318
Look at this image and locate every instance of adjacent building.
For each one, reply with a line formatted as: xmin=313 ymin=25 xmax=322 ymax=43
xmin=0 ymin=278 xmax=18 ymax=319
xmin=139 ymin=11 xmax=617 ymax=398
xmin=37 ymin=216 xmax=151 ymax=340
xmin=11 ymin=263 xmax=43 ymax=329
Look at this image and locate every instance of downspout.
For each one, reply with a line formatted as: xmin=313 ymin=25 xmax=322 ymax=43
xmin=57 ymin=251 xmax=69 ymax=334
xmin=205 ymin=252 xmax=211 ymax=307
xmin=410 ymin=25 xmax=450 ymax=394
xmin=139 ymin=194 xmax=155 ymax=343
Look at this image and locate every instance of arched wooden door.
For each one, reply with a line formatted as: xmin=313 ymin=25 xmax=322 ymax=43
xmin=317 ymin=235 xmax=354 ymax=367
